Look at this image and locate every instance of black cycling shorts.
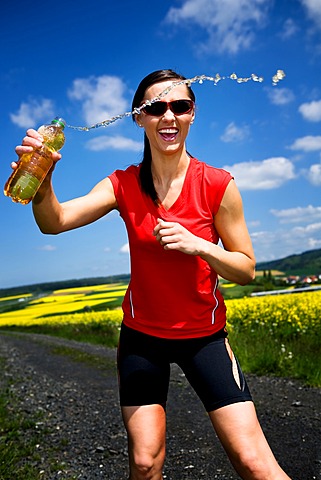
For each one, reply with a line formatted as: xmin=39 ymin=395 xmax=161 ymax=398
xmin=117 ymin=323 xmax=252 ymax=412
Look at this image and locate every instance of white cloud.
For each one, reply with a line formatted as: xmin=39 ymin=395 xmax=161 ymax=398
xmin=220 ymin=122 xmax=250 ymax=143
xmin=280 ymin=18 xmax=299 ymax=39
xmin=266 ymin=87 xmax=295 ymax=105
xmin=86 ymin=135 xmax=143 ymax=152
xmin=68 ymin=75 xmax=128 ymax=126
xmin=298 ymin=99 xmax=321 ymax=122
xmin=300 ymin=0 xmax=321 ymax=31
xmin=289 ymin=135 xmax=321 ymax=151
xmin=120 ymin=243 xmax=129 ymax=254
xmin=165 ymin=0 xmax=272 ymax=54
xmin=37 ymin=244 xmax=57 ymax=251
xmin=10 ymin=98 xmax=55 ymax=128
xmin=223 ymin=157 xmax=295 ymax=190
xmin=307 ymin=163 xmax=321 ymax=185
xmin=292 ymin=222 xmax=321 ymax=237
xmin=270 ymin=205 xmax=321 ymax=223
xmin=251 ymin=223 xmax=321 ymax=262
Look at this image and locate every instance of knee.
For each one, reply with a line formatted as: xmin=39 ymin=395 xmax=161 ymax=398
xmin=232 ymin=449 xmax=273 ymax=478
xmin=130 ymin=449 xmax=165 ymax=479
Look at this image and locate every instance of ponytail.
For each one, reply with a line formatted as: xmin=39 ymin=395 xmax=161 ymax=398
xmin=140 ymin=134 xmax=158 ymax=204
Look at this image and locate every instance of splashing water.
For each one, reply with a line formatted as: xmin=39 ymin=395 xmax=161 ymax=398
xmin=67 ymin=70 xmax=286 ymax=132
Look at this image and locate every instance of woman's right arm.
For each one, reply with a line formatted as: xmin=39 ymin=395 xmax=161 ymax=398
xmin=15 ymin=129 xmax=118 ymax=235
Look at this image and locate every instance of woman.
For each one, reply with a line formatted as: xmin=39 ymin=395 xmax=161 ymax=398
xmin=15 ymin=69 xmax=291 ymax=480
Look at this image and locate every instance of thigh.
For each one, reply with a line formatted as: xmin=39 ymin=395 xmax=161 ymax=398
xmin=209 ymin=401 xmax=264 ymax=452
xmin=118 ymin=324 xmax=171 ymax=407
xmin=209 ymin=402 xmax=290 ymax=478
xmin=122 ymin=404 xmax=166 ymax=461
xmin=179 ymin=335 xmax=252 ymax=412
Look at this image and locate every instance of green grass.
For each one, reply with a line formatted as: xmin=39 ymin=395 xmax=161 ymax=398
xmin=2 ymin=321 xmax=120 ymax=348
xmin=49 ymin=344 xmax=117 ymax=372
xmin=0 ymin=352 xmax=96 ymax=480
xmin=228 ymin=326 xmax=320 ymax=387
xmin=0 ymin=358 xmax=43 ymax=479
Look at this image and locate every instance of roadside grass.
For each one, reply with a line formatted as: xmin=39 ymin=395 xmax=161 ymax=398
xmin=0 ymin=357 xmax=44 ymax=480
xmin=226 ymin=291 xmax=321 ymax=387
xmin=4 ymin=319 xmax=121 ymax=348
xmin=228 ymin=326 xmax=320 ymax=387
xmin=49 ymin=345 xmax=117 ymax=372
xmin=0 ymin=352 xmax=98 ymax=480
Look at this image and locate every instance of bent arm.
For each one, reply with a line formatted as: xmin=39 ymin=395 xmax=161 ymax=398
xmin=32 ymin=174 xmax=117 ymax=234
xmin=199 ymin=180 xmax=256 ymax=285
xmin=153 ymin=179 xmax=255 ymax=285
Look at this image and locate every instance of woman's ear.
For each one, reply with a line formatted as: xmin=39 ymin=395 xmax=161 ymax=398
xmin=190 ymin=108 xmax=195 ymax=125
xmin=135 ymin=114 xmax=143 ymax=127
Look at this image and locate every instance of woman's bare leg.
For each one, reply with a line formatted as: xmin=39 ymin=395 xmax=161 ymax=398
xmin=209 ymin=401 xmax=291 ymax=480
xmin=122 ymin=404 xmax=166 ymax=480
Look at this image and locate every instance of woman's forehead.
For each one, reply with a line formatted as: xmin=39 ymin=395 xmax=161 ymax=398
xmin=144 ymin=81 xmax=190 ymax=100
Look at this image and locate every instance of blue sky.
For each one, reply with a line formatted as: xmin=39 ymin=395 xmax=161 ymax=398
xmin=1 ymin=0 xmax=321 ymax=288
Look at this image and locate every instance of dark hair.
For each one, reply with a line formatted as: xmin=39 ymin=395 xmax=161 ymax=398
xmin=132 ymin=69 xmax=195 ymax=204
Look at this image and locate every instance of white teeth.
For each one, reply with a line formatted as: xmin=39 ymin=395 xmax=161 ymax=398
xmin=159 ymin=128 xmax=178 ymax=133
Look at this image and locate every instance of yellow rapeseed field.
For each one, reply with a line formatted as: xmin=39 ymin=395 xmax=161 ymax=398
xmin=225 ymin=290 xmax=321 ymax=335
xmin=0 ymin=285 xmax=320 ymax=336
xmin=0 ymin=284 xmax=126 ymax=327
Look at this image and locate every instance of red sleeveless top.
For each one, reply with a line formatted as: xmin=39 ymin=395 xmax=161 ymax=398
xmin=109 ymin=157 xmax=232 ymax=339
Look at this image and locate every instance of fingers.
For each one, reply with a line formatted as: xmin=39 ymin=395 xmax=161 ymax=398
xmin=15 ymin=129 xmax=42 ymax=158
xmin=153 ymin=219 xmax=199 ymax=255
xmin=10 ymin=161 xmax=19 ymax=171
xmin=153 ymin=218 xmax=172 ymax=237
xmin=153 ymin=219 xmax=178 ymax=248
xmin=14 ymin=128 xmax=62 ymax=165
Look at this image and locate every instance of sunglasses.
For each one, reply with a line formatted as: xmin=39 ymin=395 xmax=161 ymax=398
xmin=141 ymin=99 xmax=194 ymax=117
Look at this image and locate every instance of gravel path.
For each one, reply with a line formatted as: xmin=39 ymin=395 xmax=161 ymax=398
xmin=0 ymin=332 xmax=320 ymax=480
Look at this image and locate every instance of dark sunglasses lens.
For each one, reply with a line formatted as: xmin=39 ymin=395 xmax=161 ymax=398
xmin=171 ymin=100 xmax=193 ymax=114
xmin=142 ymin=100 xmax=193 ymax=116
xmin=143 ymin=102 xmax=167 ymax=116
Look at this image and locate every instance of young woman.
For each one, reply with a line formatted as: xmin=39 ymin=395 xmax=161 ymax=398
xmin=15 ymin=69 xmax=291 ymax=480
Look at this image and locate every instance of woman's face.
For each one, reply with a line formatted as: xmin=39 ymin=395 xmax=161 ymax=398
xmin=136 ymin=81 xmax=195 ymax=157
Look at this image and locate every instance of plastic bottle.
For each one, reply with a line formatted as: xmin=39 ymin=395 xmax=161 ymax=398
xmin=4 ymin=117 xmax=66 ymax=204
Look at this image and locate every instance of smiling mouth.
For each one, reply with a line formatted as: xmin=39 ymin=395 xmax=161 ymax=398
xmin=158 ymin=128 xmax=179 ymax=141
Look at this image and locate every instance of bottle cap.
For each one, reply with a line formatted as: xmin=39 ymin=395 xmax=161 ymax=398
xmin=51 ymin=117 xmax=66 ymax=129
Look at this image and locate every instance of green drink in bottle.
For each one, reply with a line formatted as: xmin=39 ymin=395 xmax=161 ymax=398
xmin=4 ymin=117 xmax=65 ymax=204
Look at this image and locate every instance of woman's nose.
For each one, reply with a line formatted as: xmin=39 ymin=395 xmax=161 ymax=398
xmin=162 ymin=107 xmax=176 ymax=120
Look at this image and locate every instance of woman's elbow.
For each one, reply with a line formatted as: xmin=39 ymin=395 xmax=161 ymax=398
xmin=239 ymin=264 xmax=256 ymax=286
xmin=36 ymin=222 xmax=63 ymax=235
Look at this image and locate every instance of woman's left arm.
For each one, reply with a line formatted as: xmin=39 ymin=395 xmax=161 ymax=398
xmin=154 ymin=180 xmax=256 ymax=285
xmin=200 ymin=179 xmax=256 ymax=285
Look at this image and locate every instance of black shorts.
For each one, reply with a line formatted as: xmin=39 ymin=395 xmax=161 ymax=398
xmin=117 ymin=324 xmax=252 ymax=412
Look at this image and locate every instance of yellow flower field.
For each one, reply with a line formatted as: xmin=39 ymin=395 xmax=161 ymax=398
xmin=0 ymin=285 xmax=320 ymax=337
xmin=225 ymin=290 xmax=321 ymax=335
xmin=0 ymin=283 xmax=126 ymax=327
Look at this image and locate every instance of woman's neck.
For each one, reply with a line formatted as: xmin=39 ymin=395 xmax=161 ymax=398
xmin=151 ymin=151 xmax=191 ymax=208
xmin=151 ymin=149 xmax=190 ymax=185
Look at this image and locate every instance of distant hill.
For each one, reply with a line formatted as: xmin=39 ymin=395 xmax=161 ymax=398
xmin=256 ymin=248 xmax=321 ymax=276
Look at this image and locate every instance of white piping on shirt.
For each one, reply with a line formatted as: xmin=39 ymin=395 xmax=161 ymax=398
xmin=129 ymin=290 xmax=135 ymax=318
xmin=211 ymin=277 xmax=219 ymax=324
